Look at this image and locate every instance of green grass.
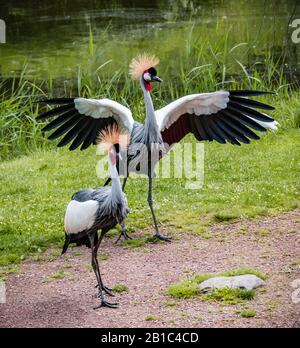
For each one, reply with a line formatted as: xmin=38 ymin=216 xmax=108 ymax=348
xmin=203 ymin=288 xmax=255 ymax=305
xmin=255 ymin=229 xmax=271 ymax=237
xmin=0 ymin=127 xmax=298 ymax=267
xmin=166 ymin=268 xmax=266 ymax=300
xmin=163 ymin=300 xmax=178 ymax=307
xmin=238 ymin=309 xmax=257 ymax=318
xmin=43 ymin=270 xmax=67 ymax=283
xmin=112 ymin=284 xmax=128 ymax=293
xmin=123 ymin=238 xmax=146 ymax=249
xmin=145 ymin=315 xmax=160 ymax=321
xmin=100 ymin=254 xmax=109 ymax=261
xmin=0 ymin=18 xmax=299 ymax=267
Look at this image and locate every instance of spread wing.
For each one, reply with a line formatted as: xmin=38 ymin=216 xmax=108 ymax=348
xmin=156 ymin=90 xmax=278 ymax=147
xmin=37 ymin=98 xmax=134 ymax=150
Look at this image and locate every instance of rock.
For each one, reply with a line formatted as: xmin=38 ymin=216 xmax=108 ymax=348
xmin=199 ymin=274 xmax=266 ymax=293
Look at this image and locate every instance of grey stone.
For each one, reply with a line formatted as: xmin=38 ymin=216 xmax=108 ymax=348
xmin=199 ymin=274 xmax=266 ymax=293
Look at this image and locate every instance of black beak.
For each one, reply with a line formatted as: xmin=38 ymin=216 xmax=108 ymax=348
xmin=152 ymin=76 xmax=163 ymax=83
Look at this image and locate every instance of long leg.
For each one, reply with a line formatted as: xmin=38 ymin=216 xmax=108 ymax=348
xmin=88 ymin=232 xmax=118 ymax=309
xmin=122 ymin=177 xmax=128 ymax=191
xmin=94 ymin=231 xmax=114 ymax=296
xmin=147 ymin=176 xmax=171 ymax=242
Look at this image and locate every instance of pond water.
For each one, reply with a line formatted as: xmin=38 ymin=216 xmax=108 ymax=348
xmin=0 ymin=0 xmax=299 ymax=83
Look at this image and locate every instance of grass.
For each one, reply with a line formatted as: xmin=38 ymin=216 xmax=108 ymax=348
xmin=0 ymin=127 xmax=298 ymax=267
xmin=145 ymin=315 xmax=160 ymax=321
xmin=290 ymin=261 xmax=300 ymax=267
xmin=166 ymin=268 xmax=266 ymax=302
xmin=238 ymin=309 xmax=257 ymax=318
xmin=0 ymin=19 xmax=299 ymax=267
xmin=123 ymin=239 xmax=146 ymax=249
xmin=112 ymin=284 xmax=128 ymax=293
xmin=164 ymin=300 xmax=177 ymax=307
xmin=203 ymin=288 xmax=255 ymax=305
xmin=43 ymin=270 xmax=67 ymax=283
xmin=100 ymin=254 xmax=109 ymax=261
xmin=255 ymin=229 xmax=271 ymax=236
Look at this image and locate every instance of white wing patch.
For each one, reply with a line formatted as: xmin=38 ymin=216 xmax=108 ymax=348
xmin=156 ymin=91 xmax=230 ymax=131
xmin=74 ymin=98 xmax=134 ymax=133
xmin=64 ymin=200 xmax=98 ymax=234
xmin=247 ymin=114 xmax=279 ymax=131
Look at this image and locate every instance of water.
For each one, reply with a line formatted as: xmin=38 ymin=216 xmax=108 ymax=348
xmin=0 ymin=0 xmax=299 ymax=82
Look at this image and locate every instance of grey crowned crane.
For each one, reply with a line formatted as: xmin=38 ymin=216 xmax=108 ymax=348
xmin=37 ymin=54 xmax=279 ymax=242
xmin=62 ymin=126 xmax=129 ymax=308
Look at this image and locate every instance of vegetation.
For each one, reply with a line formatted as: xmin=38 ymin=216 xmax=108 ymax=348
xmin=0 ymin=18 xmax=299 ymax=267
xmin=145 ymin=315 xmax=160 ymax=321
xmin=112 ymin=284 xmax=128 ymax=293
xmin=43 ymin=270 xmax=67 ymax=283
xmin=238 ymin=309 xmax=257 ymax=318
xmin=166 ymin=268 xmax=266 ymax=302
xmin=203 ymin=288 xmax=255 ymax=305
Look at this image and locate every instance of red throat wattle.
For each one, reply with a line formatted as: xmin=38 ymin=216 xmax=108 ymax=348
xmin=109 ymin=149 xmax=116 ymax=166
xmin=146 ymin=84 xmax=152 ymax=91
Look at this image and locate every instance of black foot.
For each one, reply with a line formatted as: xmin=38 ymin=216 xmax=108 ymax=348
xmin=153 ymin=233 xmax=172 ymax=243
xmin=93 ymin=300 xmax=118 ymax=309
xmin=115 ymin=230 xmax=132 ymax=244
xmin=95 ymin=284 xmax=114 ymax=296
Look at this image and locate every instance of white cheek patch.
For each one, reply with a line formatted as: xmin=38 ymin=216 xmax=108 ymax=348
xmin=143 ymin=72 xmax=151 ymax=81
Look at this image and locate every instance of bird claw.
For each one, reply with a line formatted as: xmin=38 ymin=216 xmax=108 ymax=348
xmin=93 ymin=300 xmax=119 ymax=309
xmin=95 ymin=284 xmax=114 ymax=296
xmin=115 ymin=230 xmax=132 ymax=244
xmin=153 ymin=233 xmax=172 ymax=243
xmin=102 ymin=285 xmax=114 ymax=297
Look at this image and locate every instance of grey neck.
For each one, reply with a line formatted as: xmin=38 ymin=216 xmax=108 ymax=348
xmin=140 ymin=77 xmax=160 ymax=140
xmin=109 ymin=159 xmax=123 ymax=204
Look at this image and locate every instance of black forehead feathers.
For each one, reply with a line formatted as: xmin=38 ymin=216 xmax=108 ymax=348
xmin=148 ymin=67 xmax=157 ymax=76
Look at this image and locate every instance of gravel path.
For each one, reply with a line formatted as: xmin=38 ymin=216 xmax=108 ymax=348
xmin=1 ymin=210 xmax=299 ymax=328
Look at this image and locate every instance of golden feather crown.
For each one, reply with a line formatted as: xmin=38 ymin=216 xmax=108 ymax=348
xmin=97 ymin=125 xmax=130 ymax=151
xmin=129 ymin=53 xmax=159 ymax=80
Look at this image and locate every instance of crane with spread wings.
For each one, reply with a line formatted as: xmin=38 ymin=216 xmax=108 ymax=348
xmin=37 ymin=54 xmax=278 ymax=242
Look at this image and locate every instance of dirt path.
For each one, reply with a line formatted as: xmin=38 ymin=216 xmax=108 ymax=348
xmin=1 ymin=210 xmax=300 ymax=328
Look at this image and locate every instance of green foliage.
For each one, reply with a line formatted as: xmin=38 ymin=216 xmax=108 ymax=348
xmin=0 ymin=127 xmax=298 ymax=267
xmin=238 ymin=309 xmax=257 ymax=318
xmin=123 ymin=239 xmax=146 ymax=249
xmin=43 ymin=270 xmax=67 ymax=283
xmin=100 ymin=254 xmax=109 ymax=261
xmin=166 ymin=268 xmax=266 ymax=301
xmin=112 ymin=284 xmax=128 ymax=293
xmin=0 ymin=17 xmax=299 ymax=268
xmin=203 ymin=288 xmax=255 ymax=305
xmin=145 ymin=315 xmax=160 ymax=321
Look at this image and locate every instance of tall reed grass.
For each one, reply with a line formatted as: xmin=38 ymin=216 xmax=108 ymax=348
xmin=0 ymin=24 xmax=299 ymax=161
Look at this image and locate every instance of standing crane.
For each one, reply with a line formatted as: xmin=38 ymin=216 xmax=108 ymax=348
xmin=37 ymin=54 xmax=278 ymax=242
xmin=62 ymin=125 xmax=129 ymax=308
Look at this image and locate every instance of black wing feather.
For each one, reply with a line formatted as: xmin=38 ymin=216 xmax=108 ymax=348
xmin=37 ymin=104 xmax=75 ymax=121
xmin=48 ymin=114 xmax=82 ymax=140
xmin=41 ymin=109 xmax=78 ymax=132
xmin=57 ymin=118 xmax=91 ymax=147
xmin=228 ymin=101 xmax=275 ymax=122
xmin=229 ymin=96 xmax=275 ymax=110
xmin=37 ymin=98 xmax=119 ymax=151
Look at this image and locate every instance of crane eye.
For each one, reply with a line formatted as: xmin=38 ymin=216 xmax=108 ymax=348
xmin=143 ymin=72 xmax=151 ymax=81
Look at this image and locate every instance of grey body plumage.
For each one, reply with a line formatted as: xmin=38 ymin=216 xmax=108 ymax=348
xmin=63 ymin=137 xmax=129 ymax=308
